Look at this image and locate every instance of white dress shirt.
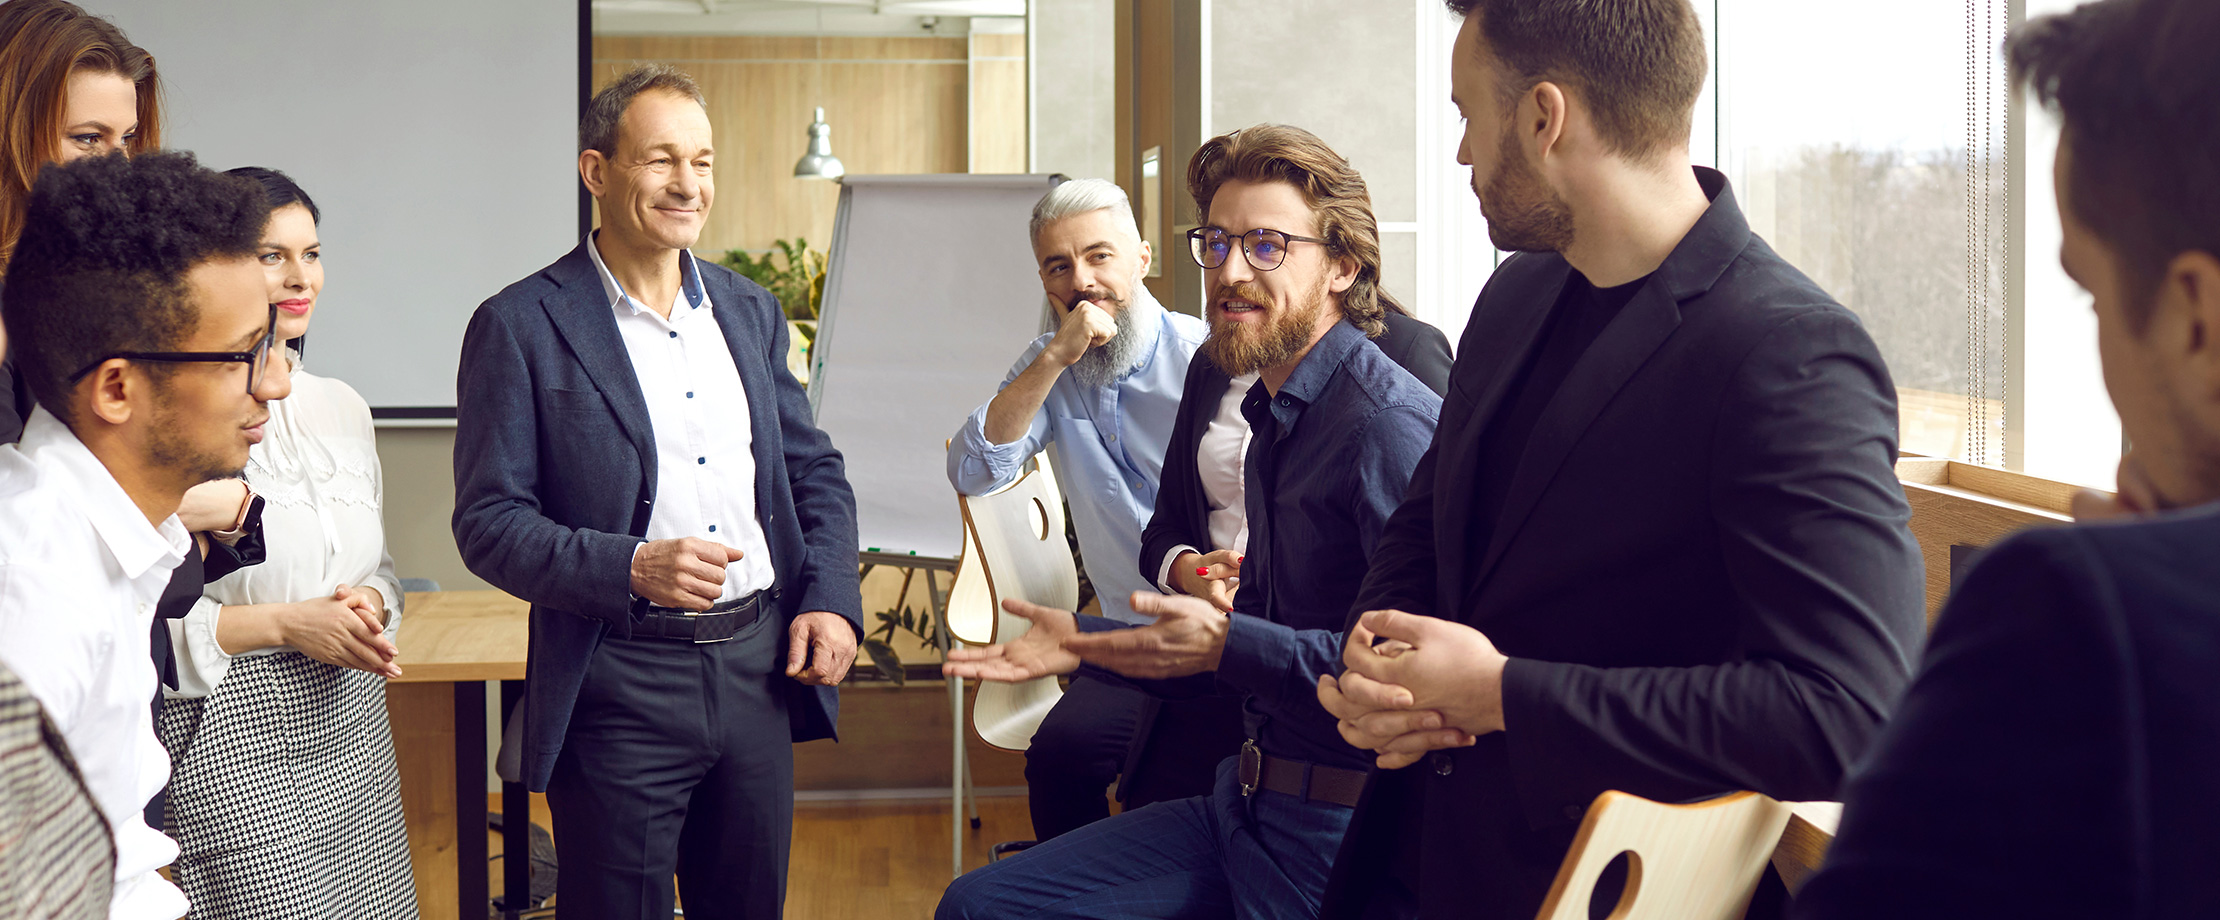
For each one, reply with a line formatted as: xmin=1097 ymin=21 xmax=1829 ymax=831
xmin=0 ymin=409 xmax=191 ymax=920
xmin=1156 ymin=371 xmax=1257 ymax=593
xmin=168 ymin=363 xmax=404 ymax=697
xmin=588 ymin=233 xmax=775 ymax=601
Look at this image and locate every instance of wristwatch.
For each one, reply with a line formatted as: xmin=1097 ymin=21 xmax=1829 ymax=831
xmin=209 ymin=489 xmax=263 ymax=542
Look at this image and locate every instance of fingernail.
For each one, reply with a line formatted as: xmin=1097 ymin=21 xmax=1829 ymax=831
xmin=1197 ymin=567 xmax=1209 ymax=576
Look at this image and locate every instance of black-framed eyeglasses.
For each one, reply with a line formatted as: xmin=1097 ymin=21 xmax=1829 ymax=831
xmin=66 ymin=304 xmax=279 ymax=395
xmin=1187 ymin=226 xmax=1330 ymax=271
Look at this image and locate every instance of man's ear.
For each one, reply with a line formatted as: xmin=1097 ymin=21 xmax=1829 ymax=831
xmin=1136 ymin=239 xmax=1153 ymax=279
xmin=1527 ymin=81 xmax=1570 ymax=164
xmin=82 ymin=360 xmax=137 ymax=426
xmin=1328 ymin=252 xmax=1358 ymax=295
xmin=579 ymin=148 xmax=608 ymax=199
xmin=2169 ymin=250 xmax=2220 ymax=398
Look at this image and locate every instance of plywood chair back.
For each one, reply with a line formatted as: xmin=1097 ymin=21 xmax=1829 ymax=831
xmin=952 ymin=454 xmax=1075 ymax=751
xmin=1534 ymin=790 xmax=1793 ymax=920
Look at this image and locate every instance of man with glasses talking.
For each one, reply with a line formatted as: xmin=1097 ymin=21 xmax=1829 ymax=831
xmin=939 ymin=125 xmax=1440 ymax=920
xmin=0 ymin=151 xmax=286 ymax=920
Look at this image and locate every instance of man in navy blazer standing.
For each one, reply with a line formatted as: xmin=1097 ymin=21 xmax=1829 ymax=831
xmin=453 ymin=65 xmax=862 ymax=920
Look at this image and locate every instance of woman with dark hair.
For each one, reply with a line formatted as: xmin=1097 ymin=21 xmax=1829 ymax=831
xmin=158 ymin=167 xmax=418 ymax=919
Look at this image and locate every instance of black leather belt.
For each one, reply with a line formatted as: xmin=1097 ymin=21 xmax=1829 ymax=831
xmin=636 ymin=591 xmax=764 ymax=644
xmin=1237 ymin=740 xmax=1367 ymax=807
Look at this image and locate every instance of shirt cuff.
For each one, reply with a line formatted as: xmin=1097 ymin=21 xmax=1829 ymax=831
xmin=1157 ymin=545 xmax=1200 ymax=594
xmin=166 ymin=598 xmax=234 ymax=699
xmin=1213 ymin=612 xmax=1294 ymax=699
xmin=951 ymin=407 xmax=1038 ymax=494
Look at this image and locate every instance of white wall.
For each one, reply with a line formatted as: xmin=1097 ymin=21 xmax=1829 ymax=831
xmin=95 ymin=0 xmax=580 ymax=411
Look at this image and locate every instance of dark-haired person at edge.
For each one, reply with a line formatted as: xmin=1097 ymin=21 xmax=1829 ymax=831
xmin=0 ymin=0 xmax=270 ymax=837
xmin=1795 ymin=0 xmax=2220 ymax=915
xmin=0 ymin=151 xmax=288 ymax=920
xmin=1126 ymin=194 xmax=1452 ymax=816
xmin=1314 ymin=2 xmax=1925 ymax=918
xmin=453 ymin=64 xmax=862 ymax=920
xmin=938 ymin=124 xmax=1442 ymax=920
xmin=157 ymin=168 xmax=418 ymax=918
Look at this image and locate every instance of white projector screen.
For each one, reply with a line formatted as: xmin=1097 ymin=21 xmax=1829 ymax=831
xmin=811 ymin=174 xmax=1062 ymax=560
xmin=93 ymin=0 xmax=581 ymax=415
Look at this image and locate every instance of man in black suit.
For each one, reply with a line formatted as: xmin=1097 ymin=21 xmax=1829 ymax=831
xmin=1794 ymin=0 xmax=2220 ymax=915
xmin=1314 ymin=3 xmax=1927 ymax=918
xmin=452 ymin=65 xmax=862 ymax=920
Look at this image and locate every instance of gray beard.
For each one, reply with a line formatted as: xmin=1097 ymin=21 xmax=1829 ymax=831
xmin=1068 ymin=298 xmax=1152 ymax=390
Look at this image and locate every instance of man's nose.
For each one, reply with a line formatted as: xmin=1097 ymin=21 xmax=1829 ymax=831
xmin=255 ymin=347 xmax=294 ymax=403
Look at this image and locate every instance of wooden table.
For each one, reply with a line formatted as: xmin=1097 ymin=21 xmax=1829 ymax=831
xmin=391 ymin=590 xmax=531 ymax=920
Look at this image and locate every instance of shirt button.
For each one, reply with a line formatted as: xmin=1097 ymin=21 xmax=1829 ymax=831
xmin=708 ymin=525 xmax=717 ymax=533
xmin=1562 ymin=803 xmax=1585 ymax=821
xmin=1431 ymin=752 xmax=1453 ymax=776
xmin=668 ymin=331 xmax=677 ymax=338
xmin=697 ymin=457 xmax=706 ymax=465
xmin=1106 ymin=434 xmax=1117 ymax=443
xmin=686 ymin=391 xmax=695 ymax=398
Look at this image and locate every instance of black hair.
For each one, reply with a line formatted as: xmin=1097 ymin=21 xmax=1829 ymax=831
xmin=0 ymin=150 xmax=268 ymax=422
xmin=226 ymin=165 xmax=318 ymax=356
xmin=2010 ymin=0 xmax=2220 ymax=329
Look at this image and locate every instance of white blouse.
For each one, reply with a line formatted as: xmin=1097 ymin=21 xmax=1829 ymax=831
xmin=167 ymin=361 xmax=403 ymax=698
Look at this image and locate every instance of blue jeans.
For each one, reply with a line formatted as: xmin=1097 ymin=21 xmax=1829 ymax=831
xmin=937 ymin=755 xmax=1356 ymax=920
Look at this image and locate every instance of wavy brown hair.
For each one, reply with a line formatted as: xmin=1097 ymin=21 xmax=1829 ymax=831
xmin=0 ymin=0 xmax=161 ymax=266
xmin=1186 ymin=124 xmax=1401 ymax=337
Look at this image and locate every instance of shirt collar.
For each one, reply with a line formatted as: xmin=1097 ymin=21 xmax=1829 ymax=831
xmin=1273 ymin=318 xmax=1367 ymax=408
xmin=584 ymin=231 xmax=709 ymax=318
xmin=17 ymin=407 xmax=190 ymax=581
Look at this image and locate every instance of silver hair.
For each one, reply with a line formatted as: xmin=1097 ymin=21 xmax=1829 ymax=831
xmin=1029 ymin=177 xmax=1142 ymax=246
xmin=580 ymin=65 xmax=707 ymax=156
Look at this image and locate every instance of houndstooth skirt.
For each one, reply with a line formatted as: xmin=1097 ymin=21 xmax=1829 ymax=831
xmin=158 ymin=651 xmax=418 ymax=920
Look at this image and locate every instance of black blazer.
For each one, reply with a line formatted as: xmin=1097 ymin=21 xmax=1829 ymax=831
xmin=1114 ymin=310 xmax=1450 ymax=804
xmin=1322 ymin=169 xmax=1927 ymax=920
xmin=452 ymin=241 xmax=863 ymax=792
xmin=1795 ymin=505 xmax=2220 ymax=919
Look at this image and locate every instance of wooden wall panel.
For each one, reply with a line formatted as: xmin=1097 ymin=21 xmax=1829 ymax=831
xmin=594 ymin=33 xmax=1027 ymax=262
xmin=969 ymin=33 xmax=1028 ymax=173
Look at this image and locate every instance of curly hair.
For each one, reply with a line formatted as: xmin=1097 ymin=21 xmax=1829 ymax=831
xmin=0 ymin=0 xmax=162 ymax=265
xmin=1 ymin=150 xmax=267 ymax=422
xmin=1187 ymin=124 xmax=1398 ymax=337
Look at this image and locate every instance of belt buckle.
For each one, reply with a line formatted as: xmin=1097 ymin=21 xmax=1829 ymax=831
xmin=1238 ymin=740 xmax=1261 ymax=797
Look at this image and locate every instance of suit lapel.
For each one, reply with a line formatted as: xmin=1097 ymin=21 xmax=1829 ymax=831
xmin=1432 ymin=263 xmax=1566 ymax=605
xmin=1468 ymin=282 xmax=1682 ymax=600
xmin=539 ymin=245 xmax=658 ymax=479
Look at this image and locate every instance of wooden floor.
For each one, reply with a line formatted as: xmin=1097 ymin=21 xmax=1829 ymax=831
xmin=483 ymin=792 xmax=1036 ymax=919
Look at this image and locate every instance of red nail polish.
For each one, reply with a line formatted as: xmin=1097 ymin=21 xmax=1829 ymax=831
xmin=1237 ymin=556 xmax=1245 ymax=563
xmin=1196 ymin=567 xmax=1209 ymax=576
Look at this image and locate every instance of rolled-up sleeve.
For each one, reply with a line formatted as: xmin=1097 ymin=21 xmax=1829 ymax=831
xmin=166 ymin=598 xmax=230 ymax=699
xmin=947 ymin=335 xmax=1057 ymax=496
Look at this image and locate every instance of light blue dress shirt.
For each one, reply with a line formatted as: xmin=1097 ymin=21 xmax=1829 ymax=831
xmin=947 ymin=291 xmax=1207 ymax=624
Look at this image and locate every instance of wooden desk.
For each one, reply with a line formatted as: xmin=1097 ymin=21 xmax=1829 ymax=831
xmin=389 ymin=590 xmax=530 ymax=920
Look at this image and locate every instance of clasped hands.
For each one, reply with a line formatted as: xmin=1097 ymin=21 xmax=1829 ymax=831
xmin=1316 ymin=609 xmax=1511 ymax=770
xmin=942 ymin=592 xmax=1230 ymax=682
xmin=630 ymin=536 xmax=856 ymax=686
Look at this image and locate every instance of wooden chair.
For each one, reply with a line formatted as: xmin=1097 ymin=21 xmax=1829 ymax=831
xmin=946 ymin=453 xmax=1074 ymax=752
xmin=1534 ymin=790 xmax=1793 ymax=920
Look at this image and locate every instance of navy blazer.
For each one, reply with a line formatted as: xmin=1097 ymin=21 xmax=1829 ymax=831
xmin=1796 ymin=505 xmax=2220 ymax=919
xmin=1322 ymin=169 xmax=1927 ymax=920
xmin=453 ymin=240 xmax=863 ymax=792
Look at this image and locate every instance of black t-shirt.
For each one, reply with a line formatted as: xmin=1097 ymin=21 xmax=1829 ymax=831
xmin=1462 ymin=269 xmax=1649 ymax=569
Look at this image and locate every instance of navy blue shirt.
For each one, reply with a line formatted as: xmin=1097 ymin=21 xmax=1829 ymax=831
xmin=1082 ymin=319 xmax=1440 ymax=771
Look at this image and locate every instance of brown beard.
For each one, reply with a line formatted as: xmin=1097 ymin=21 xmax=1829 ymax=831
xmin=1478 ymin=118 xmax=1574 ymax=253
xmin=1201 ymin=276 xmax=1329 ymax=377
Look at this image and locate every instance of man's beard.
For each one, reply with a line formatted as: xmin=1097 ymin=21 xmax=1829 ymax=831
xmin=1477 ymin=120 xmax=1574 ymax=253
xmin=1068 ymin=289 xmax=1152 ymax=390
xmin=1200 ymin=276 xmax=1328 ymax=378
xmin=147 ymin=395 xmax=249 ymax=486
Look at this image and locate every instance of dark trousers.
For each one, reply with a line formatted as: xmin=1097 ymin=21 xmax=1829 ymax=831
xmin=546 ymin=612 xmax=792 ymax=920
xmin=939 ymin=755 xmax=1357 ymax=920
xmin=1025 ymin=675 xmax=1145 ymax=840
